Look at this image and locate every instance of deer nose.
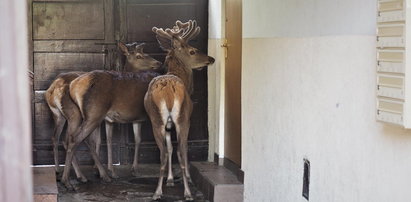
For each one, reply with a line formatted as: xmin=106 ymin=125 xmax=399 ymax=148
xmin=153 ymin=61 xmax=162 ymax=68
xmin=208 ymin=57 xmax=215 ymax=64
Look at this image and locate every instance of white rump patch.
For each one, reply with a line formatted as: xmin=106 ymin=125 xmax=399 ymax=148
xmin=159 ymin=100 xmax=170 ymax=125
xmin=73 ymin=90 xmax=84 ymax=114
xmin=49 ymin=105 xmax=61 ymax=117
xmin=54 ymin=92 xmax=64 ymax=113
xmin=170 ymin=98 xmax=181 ymax=124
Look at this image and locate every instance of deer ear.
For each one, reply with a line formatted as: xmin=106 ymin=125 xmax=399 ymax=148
xmin=156 ymin=35 xmax=171 ymax=51
xmin=134 ymin=43 xmax=145 ymax=53
xmin=118 ymin=42 xmax=130 ymax=56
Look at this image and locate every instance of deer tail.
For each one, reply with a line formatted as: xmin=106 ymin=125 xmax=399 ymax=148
xmin=165 ymin=116 xmax=175 ymax=132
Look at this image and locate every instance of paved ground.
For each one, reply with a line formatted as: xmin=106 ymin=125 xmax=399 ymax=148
xmin=57 ymin=164 xmax=208 ymax=202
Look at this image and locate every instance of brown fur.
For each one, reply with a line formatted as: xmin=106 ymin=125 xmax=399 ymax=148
xmin=61 ymin=69 xmax=161 ymax=189
xmin=45 ymin=71 xmax=89 ymax=180
xmin=144 ymin=20 xmax=215 ymax=200
xmin=46 ymin=42 xmax=161 ymax=187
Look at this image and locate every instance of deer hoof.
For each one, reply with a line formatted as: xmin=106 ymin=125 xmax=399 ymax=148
xmin=109 ymin=170 xmax=119 ymax=179
xmin=131 ymin=168 xmax=139 ymax=177
xmin=131 ymin=170 xmax=138 ymax=177
xmin=185 ymin=195 xmax=194 ymax=201
xmin=78 ymin=176 xmax=88 ymax=183
xmin=63 ymin=181 xmax=75 ymax=191
xmin=55 ymin=167 xmax=61 ymax=174
xmin=102 ymin=175 xmax=112 ymax=183
xmin=55 ymin=173 xmax=63 ymax=181
xmin=166 ymin=179 xmax=175 ymax=187
xmin=152 ymin=193 xmax=162 ymax=200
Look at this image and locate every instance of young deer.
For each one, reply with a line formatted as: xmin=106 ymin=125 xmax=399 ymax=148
xmin=144 ymin=20 xmax=215 ymax=200
xmin=46 ymin=42 xmax=161 ymax=183
xmin=60 ymin=46 xmax=162 ymax=190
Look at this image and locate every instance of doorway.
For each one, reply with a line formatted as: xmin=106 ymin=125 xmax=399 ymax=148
xmin=29 ymin=0 xmax=210 ymax=165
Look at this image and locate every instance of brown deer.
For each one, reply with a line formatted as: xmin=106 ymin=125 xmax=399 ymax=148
xmin=60 ymin=46 xmax=162 ymax=190
xmin=144 ymin=20 xmax=215 ymax=200
xmin=45 ymin=42 xmax=161 ymax=182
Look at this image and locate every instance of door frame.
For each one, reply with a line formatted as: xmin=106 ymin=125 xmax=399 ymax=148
xmin=207 ymin=0 xmax=243 ymax=177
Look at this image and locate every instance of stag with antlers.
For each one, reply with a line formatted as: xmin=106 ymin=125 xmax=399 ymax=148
xmin=144 ymin=20 xmax=215 ymax=200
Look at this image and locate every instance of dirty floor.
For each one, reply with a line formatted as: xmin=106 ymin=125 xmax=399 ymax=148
xmin=57 ymin=164 xmax=208 ymax=202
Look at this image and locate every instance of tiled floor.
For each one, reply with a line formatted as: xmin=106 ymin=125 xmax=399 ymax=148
xmin=57 ymin=164 xmax=208 ymax=202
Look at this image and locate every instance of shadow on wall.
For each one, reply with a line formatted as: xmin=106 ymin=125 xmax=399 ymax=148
xmin=381 ymin=123 xmax=411 ymax=139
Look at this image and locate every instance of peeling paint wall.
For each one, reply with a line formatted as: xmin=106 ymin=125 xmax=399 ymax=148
xmin=242 ymin=0 xmax=411 ymax=201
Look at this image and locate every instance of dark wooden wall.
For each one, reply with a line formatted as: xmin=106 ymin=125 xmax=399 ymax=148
xmin=31 ymin=0 xmax=209 ymax=165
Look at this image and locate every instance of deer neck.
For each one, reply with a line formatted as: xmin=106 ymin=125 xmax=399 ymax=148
xmin=165 ymin=54 xmax=193 ymax=94
xmin=123 ymin=62 xmax=139 ymax=72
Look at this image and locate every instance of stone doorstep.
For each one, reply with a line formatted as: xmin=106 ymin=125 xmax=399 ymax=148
xmin=33 ymin=167 xmax=58 ymax=202
xmin=190 ymin=161 xmax=244 ymax=202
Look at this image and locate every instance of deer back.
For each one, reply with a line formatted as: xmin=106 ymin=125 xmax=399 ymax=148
xmin=70 ymin=70 xmax=160 ymax=123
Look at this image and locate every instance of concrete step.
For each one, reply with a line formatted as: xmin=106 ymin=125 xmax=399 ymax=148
xmin=33 ymin=167 xmax=58 ymax=202
xmin=190 ymin=161 xmax=243 ymax=202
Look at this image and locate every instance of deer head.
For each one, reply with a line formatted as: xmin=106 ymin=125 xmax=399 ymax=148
xmin=152 ymin=20 xmax=215 ymax=69
xmin=118 ymin=42 xmax=162 ymax=71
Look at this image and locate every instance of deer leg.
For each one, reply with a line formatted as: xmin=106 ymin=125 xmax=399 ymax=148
xmin=51 ymin=114 xmax=66 ymax=173
xmin=165 ymin=131 xmax=174 ymax=186
xmin=88 ymin=126 xmax=101 ymax=174
xmin=105 ymin=121 xmax=118 ymax=178
xmin=80 ymin=120 xmax=111 ymax=182
xmin=62 ymin=137 xmax=87 ymax=183
xmin=131 ymin=122 xmax=142 ymax=176
xmin=85 ymin=136 xmax=111 ymax=183
xmin=62 ymin=109 xmax=89 ymax=183
xmin=62 ymin=120 xmax=110 ymax=189
xmin=61 ymin=135 xmax=79 ymax=191
xmin=93 ymin=126 xmax=101 ymax=159
xmin=153 ymin=127 xmax=167 ymax=200
xmin=176 ymin=137 xmax=192 ymax=183
xmin=176 ymin=124 xmax=193 ymax=201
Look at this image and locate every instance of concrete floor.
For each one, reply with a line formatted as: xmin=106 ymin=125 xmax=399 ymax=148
xmin=57 ymin=164 xmax=208 ymax=202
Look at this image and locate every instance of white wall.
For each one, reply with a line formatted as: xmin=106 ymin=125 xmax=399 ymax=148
xmin=242 ymin=0 xmax=411 ymax=201
xmin=0 ymin=0 xmax=33 ymax=201
xmin=243 ymin=0 xmax=376 ymax=37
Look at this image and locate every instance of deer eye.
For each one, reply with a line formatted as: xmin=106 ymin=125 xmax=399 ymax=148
xmin=189 ymin=50 xmax=196 ymax=55
xmin=136 ymin=55 xmax=143 ymax=59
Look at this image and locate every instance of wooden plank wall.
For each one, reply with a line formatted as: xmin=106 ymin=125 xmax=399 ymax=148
xmin=31 ymin=0 xmax=117 ymax=165
xmin=121 ymin=0 xmax=210 ymax=164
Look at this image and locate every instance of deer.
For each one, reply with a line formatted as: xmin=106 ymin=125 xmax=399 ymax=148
xmin=45 ymin=42 xmax=161 ymax=183
xmin=60 ymin=44 xmax=163 ymax=190
xmin=144 ymin=20 xmax=215 ymax=200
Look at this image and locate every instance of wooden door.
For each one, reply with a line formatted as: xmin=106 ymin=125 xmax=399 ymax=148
xmin=31 ymin=0 xmax=118 ymax=165
xmin=116 ymin=0 xmax=209 ymax=164
xmin=31 ymin=0 xmax=209 ymax=165
xmin=224 ymin=0 xmax=242 ymax=166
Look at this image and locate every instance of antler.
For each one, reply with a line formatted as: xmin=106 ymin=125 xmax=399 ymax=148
xmin=181 ymin=20 xmax=200 ymax=41
xmin=152 ymin=20 xmax=200 ymax=42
